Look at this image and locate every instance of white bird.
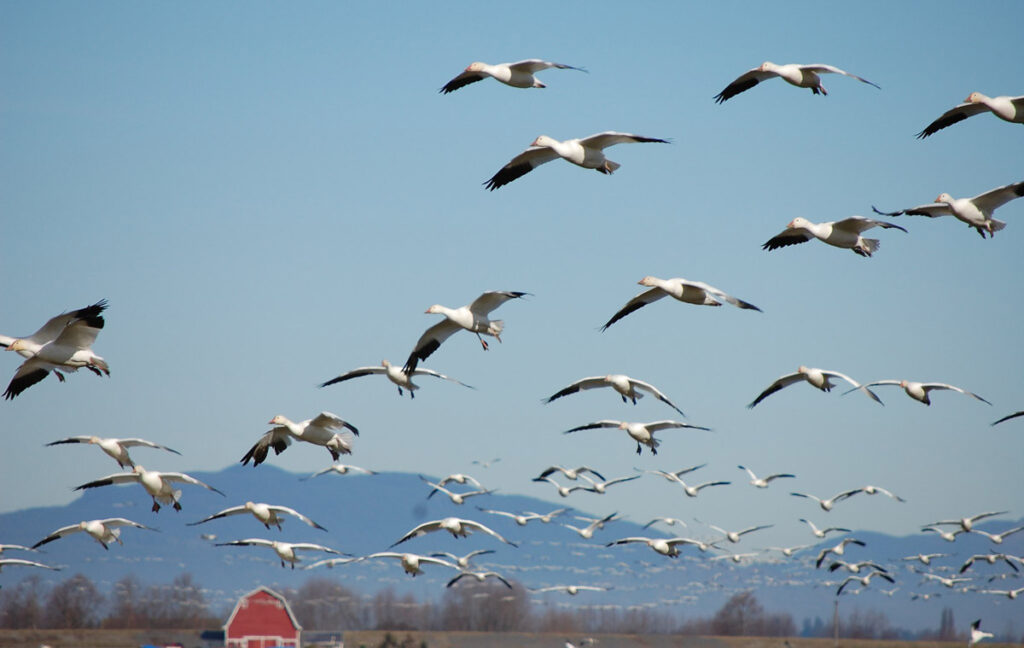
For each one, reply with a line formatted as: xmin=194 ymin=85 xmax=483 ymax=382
xmin=3 ymin=301 xmax=110 ymax=399
xmin=430 ymin=549 xmax=495 ymax=570
xmin=601 ymin=276 xmax=761 ymax=331
xmin=544 ymin=373 xmax=687 ymax=416
xmin=711 ymin=551 xmax=760 ymax=564
xmin=484 ymin=132 xmax=669 ymax=190
xmin=319 ymin=359 xmax=474 ymax=398
xmin=873 ymin=181 xmax=1024 ymax=238
xmin=642 ymin=517 xmax=688 ymax=530
xmin=923 ymin=526 xmax=966 ymax=543
xmin=440 ymin=59 xmax=585 ymax=94
xmin=447 ymin=570 xmax=513 ymax=589
xmin=74 ymin=465 xmax=224 ymax=512
xmin=358 ymin=552 xmax=457 ymax=576
xmin=434 ymin=473 xmax=484 ymax=488
xmin=562 ymin=512 xmax=619 ymax=540
xmin=300 ymin=463 xmax=377 ymax=480
xmin=303 ymin=557 xmax=359 ymax=570
xmin=0 ymin=558 xmax=61 ymax=573
xmin=978 ymin=587 xmax=1024 ymax=600
xmin=768 ymin=544 xmax=812 ymax=558
xmin=535 ymin=466 xmax=605 ymax=482
xmin=815 ymin=538 xmax=866 ymax=568
xmin=572 ymin=513 xmax=621 ymax=531
xmin=930 ymin=511 xmax=1008 ymax=533
xmin=848 ymin=379 xmax=990 ymax=406
xmin=791 ymin=489 xmax=862 ymax=512
xmin=32 ymin=518 xmax=155 ymax=550
xmin=738 ymin=465 xmax=795 ymax=488
xmin=970 ymin=619 xmax=994 ymax=646
xmin=959 ymin=553 xmax=1020 ymax=574
xmin=923 ymin=573 xmax=972 ymax=589
xmin=827 ymin=559 xmax=890 ymax=574
xmin=836 ymin=570 xmax=895 ymax=595
xmin=216 ymin=538 xmax=346 ymax=569
xmin=45 ymin=436 xmax=181 ymax=469
xmin=762 ymin=216 xmax=906 ymax=258
xmin=916 ymin=92 xmax=1024 ymax=138
xmin=241 ymin=412 xmax=358 ymax=467
xmin=646 ymin=469 xmax=730 ymax=498
xmin=800 ymin=518 xmax=851 ymax=538
xmin=0 ymin=544 xmax=36 ymax=555
xmin=605 ymin=536 xmax=702 ymax=558
xmin=901 ymin=553 xmax=948 ymax=566
xmin=529 ymin=584 xmax=609 ymax=595
xmin=403 ymin=291 xmax=529 ymax=373
xmin=477 ymin=507 xmax=566 ymax=526
xmin=714 ymin=62 xmax=879 ymax=103
xmin=575 ymin=474 xmax=642 ymax=494
xmin=704 ymin=522 xmax=773 ymax=544
xmin=187 ymin=501 xmax=326 ymax=531
xmin=531 ymin=476 xmax=590 ymax=498
xmin=564 ymin=419 xmax=710 ymax=456
xmin=748 ymin=366 xmax=881 ymax=408
xmin=971 ymin=525 xmax=1024 ymax=545
xmin=852 ymin=485 xmax=906 ymax=502
xmin=391 ymin=517 xmax=517 ymax=548
xmin=992 ymin=411 xmax=1024 ymax=426
xmin=420 ymin=476 xmax=493 ymax=505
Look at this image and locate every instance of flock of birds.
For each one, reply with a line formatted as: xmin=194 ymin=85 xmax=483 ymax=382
xmin=2 ymin=54 xmax=1022 ymax=639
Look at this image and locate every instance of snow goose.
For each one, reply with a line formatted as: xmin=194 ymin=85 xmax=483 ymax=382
xmin=358 ymin=551 xmax=457 ymax=576
xmin=605 ymin=536 xmax=697 ymax=558
xmin=4 ymin=303 xmax=110 ymax=399
xmin=562 ymin=512 xmax=619 ymax=540
xmin=187 ymin=501 xmax=326 ymax=531
xmin=447 ymin=570 xmax=513 ymax=589
xmin=916 ymin=93 xmax=1024 ymax=138
xmin=959 ymin=553 xmax=1020 ymax=574
xmin=979 ymin=587 xmax=1024 ymax=600
xmin=574 ymin=474 xmax=641 ymax=494
xmin=601 ymin=276 xmax=760 ymax=331
xmin=748 ymin=366 xmax=882 ymax=408
xmin=440 ymin=59 xmax=585 ymax=94
xmin=970 ymin=620 xmax=994 ymax=646
xmin=836 ymin=570 xmax=894 ymax=595
xmin=901 ymin=553 xmax=948 ymax=566
xmin=827 ymin=559 xmax=890 ymax=574
xmin=849 ymin=379 xmax=991 ymax=406
xmin=420 ymin=476 xmax=493 ymax=505
xmin=532 ymin=476 xmax=589 ymax=498
xmin=300 ymin=463 xmax=377 ymax=480
xmin=216 ymin=538 xmax=346 ymax=569
xmin=536 ymin=466 xmax=605 ymax=482
xmin=477 ymin=507 xmax=566 ymax=526
xmin=738 ymin=465 xmax=795 ymax=488
xmin=391 ymin=517 xmax=517 ymax=548
xmin=815 ymin=538 xmax=866 ymax=568
xmin=762 ymin=216 xmax=906 ymax=257
xmin=714 ymin=62 xmax=879 ymax=103
xmin=564 ymin=419 xmax=710 ymax=456
xmin=0 ymin=558 xmax=61 ymax=572
xmin=643 ymin=517 xmax=687 ymax=530
xmin=971 ymin=525 xmax=1024 ymax=545
xmin=544 ymin=373 xmax=687 ymax=416
xmin=799 ymin=518 xmax=851 ymax=538
xmin=241 ymin=412 xmax=358 ymax=467
xmin=703 ymin=522 xmax=773 ymax=544
xmin=851 ymin=485 xmax=906 ymax=502
xmin=0 ymin=544 xmax=36 ymax=555
xmin=710 ymin=551 xmax=760 ymax=564
xmin=646 ymin=470 xmax=730 ymax=498
xmin=403 ymin=291 xmax=529 ymax=373
xmin=767 ymin=544 xmax=812 ymax=558
xmin=484 ymin=132 xmax=669 ymax=190
xmin=46 ymin=436 xmax=180 ymax=469
xmin=791 ymin=489 xmax=862 ymax=512
xmin=529 ymin=584 xmax=609 ymax=595
xmin=922 ymin=573 xmax=972 ymax=589
xmin=430 ymin=549 xmax=496 ymax=571
xmin=991 ymin=410 xmax=1024 ymax=426
xmin=872 ymin=180 xmax=1024 ymax=238
xmin=319 ymin=359 xmax=474 ymax=398
xmin=74 ymin=465 xmax=224 ymax=512
xmin=32 ymin=518 xmax=155 ymax=550
xmin=435 ymin=473 xmax=484 ymax=488
xmin=922 ymin=526 xmax=965 ymax=543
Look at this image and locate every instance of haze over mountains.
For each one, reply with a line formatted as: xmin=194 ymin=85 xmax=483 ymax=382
xmin=1 ymin=464 xmax=1020 ymax=632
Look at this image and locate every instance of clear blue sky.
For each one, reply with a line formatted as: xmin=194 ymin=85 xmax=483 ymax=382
xmin=1 ymin=1 xmax=1022 ymax=555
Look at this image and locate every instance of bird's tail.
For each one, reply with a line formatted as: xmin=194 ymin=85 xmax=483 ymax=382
xmin=855 ymin=238 xmax=880 ymax=257
xmin=601 ymin=160 xmax=621 ymax=175
xmin=990 ymin=219 xmax=1007 ymax=233
xmin=487 ymin=320 xmax=505 ymax=338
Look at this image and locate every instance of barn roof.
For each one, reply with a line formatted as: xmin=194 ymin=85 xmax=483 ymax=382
xmin=223 ymin=585 xmax=303 ymax=633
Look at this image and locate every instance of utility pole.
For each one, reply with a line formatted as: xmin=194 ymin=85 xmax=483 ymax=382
xmin=833 ymin=597 xmax=840 ymax=648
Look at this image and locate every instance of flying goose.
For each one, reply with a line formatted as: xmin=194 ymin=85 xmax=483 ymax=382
xmin=847 ymin=379 xmax=990 ymax=406
xmin=420 ymin=476 xmax=493 ymax=505
xmin=532 ymin=476 xmax=590 ymax=498
xmin=922 ymin=573 xmax=972 ymax=589
xmin=575 ymin=474 xmax=641 ymax=494
xmin=703 ymin=522 xmax=773 ymax=544
xmin=46 ymin=435 xmax=180 ymax=469
xmin=187 ymin=501 xmax=326 ymax=531
xmin=929 ymin=511 xmax=1008 ymax=533
xmin=0 ymin=544 xmax=36 ymax=555
xmin=74 ymin=465 xmax=224 ymax=512
xmin=484 ymin=132 xmax=669 ymax=190
xmin=32 ymin=518 xmax=156 ymax=550
xmin=0 ymin=558 xmax=61 ymax=572
xmin=391 ymin=517 xmax=517 ymax=548
xmin=403 ymin=291 xmax=529 ymax=373
xmin=1 ymin=300 xmax=107 ymax=356
xmin=714 ymin=62 xmax=879 ymax=103
xmin=815 ymin=538 xmax=866 ymax=568
xmin=767 ymin=544 xmax=812 ymax=558
xmin=319 ymin=359 xmax=474 ymax=398
xmin=916 ymin=93 xmax=1024 ymax=138
xmin=535 ymin=466 xmax=605 ymax=482
xmin=601 ymin=276 xmax=760 ymax=331
xmin=562 ymin=512 xmax=619 ymax=540
xmin=216 ymin=538 xmax=346 ymax=569
xmin=762 ymin=216 xmax=906 ymax=257
xmin=970 ymin=620 xmax=994 ymax=646
xmin=738 ymin=465 xmax=795 ymax=488
xmin=529 ymin=584 xmax=609 ymax=595
xmin=971 ymin=525 xmax=1024 ymax=545
xmin=873 ymin=181 xmax=1024 ymax=238
xmin=241 ymin=412 xmax=358 ymax=467
xmin=901 ymin=553 xmax=947 ymax=566
xmin=564 ymin=419 xmax=710 ymax=456
xmin=358 ymin=551 xmax=457 ymax=576
xmin=827 ymin=560 xmax=890 ymax=574
xmin=300 ymin=463 xmax=376 ymax=480
xmin=447 ymin=570 xmax=513 ymax=588
xmin=991 ymin=411 xmax=1024 ymax=426
xmin=923 ymin=526 xmax=966 ymax=542
xmin=749 ymin=366 xmax=881 ymax=408
xmin=642 ymin=517 xmax=688 ymax=530
xmin=605 ymin=536 xmax=699 ymax=558
xmin=430 ymin=549 xmax=496 ymax=570
xmin=836 ymin=570 xmax=894 ymax=595
xmin=791 ymin=489 xmax=862 ymax=512
xmin=646 ymin=469 xmax=730 ymax=498
xmin=800 ymin=518 xmax=851 ymax=538
xmin=544 ymin=373 xmax=686 ymax=416
xmin=440 ymin=59 xmax=585 ymax=94
xmin=959 ymin=553 xmax=1020 ymax=574
xmin=477 ymin=507 xmax=566 ymax=526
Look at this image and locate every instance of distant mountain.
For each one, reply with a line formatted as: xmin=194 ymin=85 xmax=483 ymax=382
xmin=1 ymin=464 xmax=1020 ymax=632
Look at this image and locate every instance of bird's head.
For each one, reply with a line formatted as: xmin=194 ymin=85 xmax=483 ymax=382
xmin=899 ymin=380 xmax=909 ymax=388
xmin=788 ymin=217 xmax=810 ymax=229
xmin=268 ymin=415 xmax=286 ymax=425
xmin=381 ymin=360 xmax=391 ymax=368
xmin=638 ymin=276 xmax=657 ymax=287
xmin=244 ymin=501 xmax=256 ymax=510
xmin=797 ymin=365 xmax=809 ymax=374
xmin=425 ymin=305 xmax=443 ymax=315
xmin=759 ymin=62 xmax=775 ymax=72
xmin=466 ymin=62 xmax=486 ymax=73
xmin=531 ymin=135 xmax=555 ymax=148
xmin=964 ymin=92 xmax=983 ymax=104
xmin=935 ymin=193 xmax=953 ymax=204
xmin=6 ymin=339 xmax=27 ymax=352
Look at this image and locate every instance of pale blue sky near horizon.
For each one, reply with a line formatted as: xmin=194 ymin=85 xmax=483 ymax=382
xmin=1 ymin=1 xmax=1022 ymax=554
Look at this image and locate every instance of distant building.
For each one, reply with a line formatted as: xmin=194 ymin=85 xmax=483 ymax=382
xmin=223 ymin=586 xmax=302 ymax=648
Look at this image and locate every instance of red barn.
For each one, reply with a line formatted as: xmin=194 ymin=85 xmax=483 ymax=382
xmin=223 ymin=586 xmax=302 ymax=648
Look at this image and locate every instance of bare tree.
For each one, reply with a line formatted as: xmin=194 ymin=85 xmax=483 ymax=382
xmin=43 ymin=573 xmax=103 ymax=628
xmin=0 ymin=574 xmax=46 ymax=629
xmin=288 ymin=578 xmax=363 ymax=630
